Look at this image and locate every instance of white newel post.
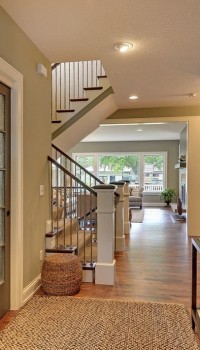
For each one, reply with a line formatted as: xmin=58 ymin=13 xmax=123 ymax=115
xmin=110 ymin=181 xmax=125 ymax=251
xmin=93 ymin=184 xmax=116 ymax=285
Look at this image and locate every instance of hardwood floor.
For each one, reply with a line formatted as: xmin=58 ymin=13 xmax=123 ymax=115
xmin=78 ymin=207 xmax=197 ymax=309
xmin=0 ymin=207 xmax=199 ymax=330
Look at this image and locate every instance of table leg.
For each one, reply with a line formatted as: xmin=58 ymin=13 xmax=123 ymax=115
xmin=192 ymin=244 xmax=197 ymax=330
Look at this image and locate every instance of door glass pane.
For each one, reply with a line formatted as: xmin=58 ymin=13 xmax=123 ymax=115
xmin=0 ymin=247 xmax=4 ymax=284
xmin=0 ymin=133 xmax=5 ymax=169
xmin=0 ymin=209 xmax=4 ymax=244
xmin=0 ymin=94 xmax=5 ymax=285
xmin=0 ymin=95 xmax=5 ymax=131
xmin=0 ymin=171 xmax=5 ymax=207
xmin=144 ymin=154 xmax=164 ymax=192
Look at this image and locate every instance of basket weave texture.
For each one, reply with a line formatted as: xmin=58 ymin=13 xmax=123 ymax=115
xmin=41 ymin=253 xmax=82 ymax=295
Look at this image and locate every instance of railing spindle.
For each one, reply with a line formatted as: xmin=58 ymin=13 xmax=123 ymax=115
xmin=52 ymin=59 xmax=105 ymax=119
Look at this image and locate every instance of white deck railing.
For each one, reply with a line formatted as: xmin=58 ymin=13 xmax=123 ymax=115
xmin=144 ymin=184 xmax=163 ymax=192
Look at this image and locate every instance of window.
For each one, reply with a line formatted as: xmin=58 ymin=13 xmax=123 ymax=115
xmin=143 ymin=154 xmax=165 ymax=192
xmin=74 ymin=152 xmax=167 ymax=193
xmin=98 ymin=155 xmax=140 ymax=184
xmin=75 ymin=155 xmax=95 ymax=186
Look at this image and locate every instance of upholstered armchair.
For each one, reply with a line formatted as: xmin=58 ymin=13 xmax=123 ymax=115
xmin=129 ymin=186 xmax=144 ymax=210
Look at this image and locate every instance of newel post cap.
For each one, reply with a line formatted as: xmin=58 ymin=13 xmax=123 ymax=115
xmin=110 ymin=181 xmax=125 ymax=186
xmin=92 ymin=184 xmax=116 ymax=190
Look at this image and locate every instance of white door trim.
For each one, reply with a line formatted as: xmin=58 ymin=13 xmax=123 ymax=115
xmin=0 ymin=57 xmax=23 ymax=310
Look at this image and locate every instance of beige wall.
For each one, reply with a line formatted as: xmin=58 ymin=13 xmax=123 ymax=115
xmin=0 ymin=6 xmax=51 ymax=287
xmin=69 ymin=140 xmax=179 ymax=204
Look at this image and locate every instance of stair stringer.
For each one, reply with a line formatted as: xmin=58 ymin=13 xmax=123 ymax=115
xmin=52 ymin=92 xmax=117 ymax=152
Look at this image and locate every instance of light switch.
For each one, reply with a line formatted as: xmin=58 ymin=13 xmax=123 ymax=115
xmin=40 ymin=185 xmax=44 ymax=196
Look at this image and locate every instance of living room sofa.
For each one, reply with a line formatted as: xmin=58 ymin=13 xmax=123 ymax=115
xmin=129 ymin=186 xmax=144 ymax=209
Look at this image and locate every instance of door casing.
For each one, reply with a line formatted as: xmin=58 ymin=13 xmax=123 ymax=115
xmin=0 ymin=57 xmax=23 ymax=310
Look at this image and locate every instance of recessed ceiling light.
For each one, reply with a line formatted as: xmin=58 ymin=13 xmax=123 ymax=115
xmin=188 ymin=92 xmax=197 ymax=98
xmin=129 ymin=95 xmax=138 ymax=100
xmin=114 ymin=42 xmax=133 ymax=53
xmin=137 ymin=128 xmax=143 ymax=132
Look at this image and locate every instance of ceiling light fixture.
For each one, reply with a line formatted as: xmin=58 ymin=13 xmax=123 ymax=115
xmin=188 ymin=92 xmax=197 ymax=98
xmin=114 ymin=42 xmax=133 ymax=53
xmin=129 ymin=95 xmax=138 ymax=100
xmin=100 ymin=122 xmax=167 ymax=127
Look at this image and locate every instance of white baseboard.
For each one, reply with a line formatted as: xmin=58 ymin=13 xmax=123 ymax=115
xmin=23 ymin=274 xmax=41 ymax=305
xmin=143 ymin=202 xmax=166 ymax=207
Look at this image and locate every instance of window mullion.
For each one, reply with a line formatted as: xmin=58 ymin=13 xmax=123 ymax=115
xmin=94 ymin=154 xmax=98 ymax=179
xmin=140 ymin=154 xmax=144 ymax=188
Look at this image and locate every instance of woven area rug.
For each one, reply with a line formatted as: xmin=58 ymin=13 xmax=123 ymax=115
xmin=131 ymin=208 xmax=144 ymax=223
xmin=0 ymin=296 xmax=199 ymax=350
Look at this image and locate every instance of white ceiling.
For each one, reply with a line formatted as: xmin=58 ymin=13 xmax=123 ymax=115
xmin=0 ymin=1 xmax=196 ymax=141
xmin=81 ymin=121 xmax=187 ymax=142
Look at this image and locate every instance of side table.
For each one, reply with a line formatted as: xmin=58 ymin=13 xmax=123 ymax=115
xmin=191 ymin=237 xmax=200 ymax=334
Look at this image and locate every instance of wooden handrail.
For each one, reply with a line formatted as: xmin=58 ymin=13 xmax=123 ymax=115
xmin=51 ymin=63 xmax=60 ymax=70
xmin=48 ymin=155 xmax=97 ymax=197
xmin=52 ymin=143 xmax=104 ymax=185
xmin=51 ymin=144 xmax=119 ymax=197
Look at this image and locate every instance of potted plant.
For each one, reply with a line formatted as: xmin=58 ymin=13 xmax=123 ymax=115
xmin=160 ymin=188 xmax=177 ymax=206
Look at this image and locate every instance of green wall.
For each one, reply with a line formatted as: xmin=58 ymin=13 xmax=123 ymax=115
xmin=70 ymin=140 xmax=179 ymax=204
xmin=0 ymin=6 xmax=51 ymax=287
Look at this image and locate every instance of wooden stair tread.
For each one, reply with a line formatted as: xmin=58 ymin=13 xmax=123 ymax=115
xmin=83 ymin=87 xmax=103 ymax=91
xmin=56 ymin=109 xmax=75 ymax=113
xmin=82 ymin=262 xmax=96 ymax=270
xmin=45 ymin=228 xmax=63 ymax=238
xmin=46 ymin=245 xmax=77 ymax=254
xmin=70 ymin=98 xmax=89 ymax=102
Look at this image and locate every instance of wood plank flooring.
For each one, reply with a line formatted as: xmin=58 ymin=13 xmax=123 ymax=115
xmin=1 ymin=207 xmax=199 ymax=330
xmin=78 ymin=207 xmax=197 ymax=309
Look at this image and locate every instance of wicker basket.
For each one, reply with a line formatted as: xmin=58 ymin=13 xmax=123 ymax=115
xmin=41 ymin=253 xmax=82 ymax=295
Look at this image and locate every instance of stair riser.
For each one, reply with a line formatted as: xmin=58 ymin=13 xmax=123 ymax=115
xmin=84 ymin=89 xmax=104 ymax=100
xmin=98 ymin=77 xmax=110 ymax=89
xmin=46 ymin=236 xmax=56 ymax=250
xmin=82 ymin=269 xmax=95 ymax=283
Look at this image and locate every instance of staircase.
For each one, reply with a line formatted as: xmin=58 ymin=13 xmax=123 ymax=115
xmin=46 ymin=154 xmax=98 ymax=282
xmin=52 ymin=60 xmax=106 ymax=122
xmin=46 ymin=60 xmax=119 ymax=283
xmin=51 ymin=60 xmax=117 ymax=151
